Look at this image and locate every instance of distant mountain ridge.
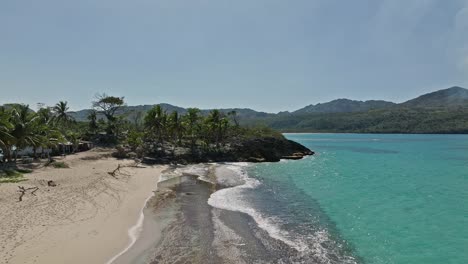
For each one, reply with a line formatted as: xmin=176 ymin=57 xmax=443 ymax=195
xmin=5 ymin=86 xmax=467 ymax=133
xmin=3 ymin=86 xmax=467 ymax=120
xmin=293 ymin=86 xmax=468 ymax=114
xmin=260 ymin=86 xmax=468 ymax=134
xmin=293 ymin=99 xmax=396 ymax=114
xmin=400 ymin=86 xmax=468 ymax=108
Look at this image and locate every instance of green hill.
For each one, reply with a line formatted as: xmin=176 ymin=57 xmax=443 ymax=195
xmin=293 ymin=99 xmax=396 ymax=114
xmin=14 ymin=86 xmax=468 ymax=134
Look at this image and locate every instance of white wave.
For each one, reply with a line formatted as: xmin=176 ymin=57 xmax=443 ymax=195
xmin=159 ymin=164 xmax=215 ymax=185
xmin=208 ymin=164 xmax=309 ymax=252
xmin=208 ymin=163 xmax=358 ymax=264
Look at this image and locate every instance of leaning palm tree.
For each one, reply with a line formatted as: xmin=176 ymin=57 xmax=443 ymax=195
xmin=52 ymin=101 xmax=74 ymax=126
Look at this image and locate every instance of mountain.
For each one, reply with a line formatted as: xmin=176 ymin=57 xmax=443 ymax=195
xmin=10 ymin=85 xmax=467 ymax=133
xmin=400 ymin=86 xmax=468 ymax=108
xmin=243 ymin=86 xmax=468 ymax=133
xmin=293 ymin=99 xmax=396 ymax=114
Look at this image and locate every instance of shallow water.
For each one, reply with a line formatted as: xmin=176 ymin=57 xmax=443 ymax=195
xmin=245 ymin=134 xmax=468 ymax=264
xmin=123 ymin=134 xmax=467 ymax=264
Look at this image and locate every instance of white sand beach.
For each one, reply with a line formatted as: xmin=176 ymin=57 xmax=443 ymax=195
xmin=0 ymin=149 xmax=165 ymax=264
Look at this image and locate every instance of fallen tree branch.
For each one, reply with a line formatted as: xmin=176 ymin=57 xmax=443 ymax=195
xmin=108 ymin=164 xmax=122 ymax=178
xmin=108 ymin=163 xmax=138 ymax=178
xmin=17 ymin=186 xmax=39 ymax=202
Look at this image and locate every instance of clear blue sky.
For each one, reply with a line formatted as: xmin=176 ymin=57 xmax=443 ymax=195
xmin=1 ymin=0 xmax=467 ymax=112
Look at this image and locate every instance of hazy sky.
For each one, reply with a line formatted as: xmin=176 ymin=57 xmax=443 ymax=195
xmin=1 ymin=0 xmax=468 ymax=112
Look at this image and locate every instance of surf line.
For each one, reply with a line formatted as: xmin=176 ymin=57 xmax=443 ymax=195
xmin=105 ymin=191 xmax=155 ymax=264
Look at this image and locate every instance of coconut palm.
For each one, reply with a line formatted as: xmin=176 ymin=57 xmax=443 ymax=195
xmin=0 ymin=108 xmax=14 ymax=161
xmin=53 ymin=101 xmax=74 ymax=126
xmin=183 ymin=108 xmax=201 ymax=153
xmin=144 ymin=105 xmax=168 ymax=151
xmin=87 ymin=110 xmax=99 ymax=134
xmin=9 ymin=105 xmax=43 ymax=160
xmin=34 ymin=108 xmax=64 ymax=158
xmin=168 ymin=111 xmax=185 ymax=153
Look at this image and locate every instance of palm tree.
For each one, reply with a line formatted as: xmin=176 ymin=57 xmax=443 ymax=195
xmin=206 ymin=110 xmax=222 ymax=148
xmin=144 ymin=105 xmax=168 ymax=152
xmin=168 ymin=111 xmax=185 ymax=153
xmin=228 ymin=110 xmax=239 ymax=127
xmin=183 ymin=108 xmax=201 ymax=153
xmin=9 ymin=105 xmax=43 ymax=161
xmin=0 ymin=107 xmax=14 ymax=162
xmin=34 ymin=108 xmax=64 ymax=158
xmin=205 ymin=110 xmax=231 ymax=149
xmin=87 ymin=110 xmax=99 ymax=134
xmin=53 ymin=101 xmax=74 ymax=126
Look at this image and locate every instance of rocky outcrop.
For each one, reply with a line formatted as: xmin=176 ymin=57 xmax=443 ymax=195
xmin=141 ymin=136 xmax=314 ymax=164
xmin=231 ymin=137 xmax=314 ymax=162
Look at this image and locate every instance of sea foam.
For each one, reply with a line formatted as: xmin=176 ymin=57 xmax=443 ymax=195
xmin=208 ymin=163 xmax=308 ymax=252
xmin=208 ymin=163 xmax=357 ymax=264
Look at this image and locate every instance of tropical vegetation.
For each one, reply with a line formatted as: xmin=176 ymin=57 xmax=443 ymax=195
xmin=0 ymin=94 xmax=285 ymax=165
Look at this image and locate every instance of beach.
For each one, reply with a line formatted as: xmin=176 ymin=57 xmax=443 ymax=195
xmin=0 ymin=149 xmax=165 ymax=264
xmin=0 ymin=153 xmax=356 ymax=264
xmin=112 ymin=163 xmax=336 ymax=264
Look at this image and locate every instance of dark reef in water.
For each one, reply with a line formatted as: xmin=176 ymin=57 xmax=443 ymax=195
xmin=141 ymin=137 xmax=314 ymax=165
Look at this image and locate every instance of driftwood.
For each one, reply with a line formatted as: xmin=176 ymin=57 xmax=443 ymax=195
xmin=108 ymin=164 xmax=122 ymax=178
xmin=17 ymin=186 xmax=39 ymax=202
xmin=107 ymin=163 xmax=135 ymax=178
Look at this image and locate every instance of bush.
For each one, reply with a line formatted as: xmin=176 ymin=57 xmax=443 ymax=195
xmin=0 ymin=169 xmax=28 ymax=183
xmin=52 ymin=161 xmax=69 ymax=168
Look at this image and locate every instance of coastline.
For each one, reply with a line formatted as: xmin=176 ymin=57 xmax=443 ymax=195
xmin=112 ymin=161 xmax=355 ymax=264
xmin=0 ymin=149 xmax=166 ymax=264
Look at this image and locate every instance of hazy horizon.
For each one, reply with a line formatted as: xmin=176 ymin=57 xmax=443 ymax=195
xmin=1 ymin=0 xmax=468 ymax=112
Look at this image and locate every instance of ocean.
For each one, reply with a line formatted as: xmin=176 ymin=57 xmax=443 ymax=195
xmin=209 ymin=133 xmax=468 ymax=264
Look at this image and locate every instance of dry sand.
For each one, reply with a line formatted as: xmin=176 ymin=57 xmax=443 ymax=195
xmin=0 ymin=149 xmax=165 ymax=264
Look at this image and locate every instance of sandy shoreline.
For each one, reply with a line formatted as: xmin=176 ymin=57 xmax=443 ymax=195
xmin=112 ymin=164 xmax=301 ymax=264
xmin=0 ymin=149 xmax=165 ymax=264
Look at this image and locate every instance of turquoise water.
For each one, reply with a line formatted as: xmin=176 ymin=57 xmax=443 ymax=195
xmin=249 ymin=134 xmax=468 ymax=264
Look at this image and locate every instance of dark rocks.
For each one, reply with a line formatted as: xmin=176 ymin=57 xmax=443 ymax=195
xmin=231 ymin=137 xmax=314 ymax=162
xmin=47 ymin=180 xmax=57 ymax=187
xmin=142 ymin=136 xmax=314 ymax=165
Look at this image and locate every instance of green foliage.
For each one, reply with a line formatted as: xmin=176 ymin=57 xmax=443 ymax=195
xmin=51 ymin=161 xmax=69 ymax=168
xmin=52 ymin=101 xmax=75 ymax=126
xmin=92 ymin=93 xmax=125 ymax=122
xmin=87 ymin=110 xmax=99 ymax=134
xmin=138 ymin=104 xmax=285 ymax=157
xmin=92 ymin=93 xmax=126 ymax=136
xmin=0 ymin=168 xmax=30 ymax=183
xmin=236 ymin=125 xmax=284 ymax=139
xmin=127 ymin=130 xmax=144 ymax=150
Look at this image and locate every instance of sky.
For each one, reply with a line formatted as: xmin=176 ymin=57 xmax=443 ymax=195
xmin=1 ymin=0 xmax=467 ymax=113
